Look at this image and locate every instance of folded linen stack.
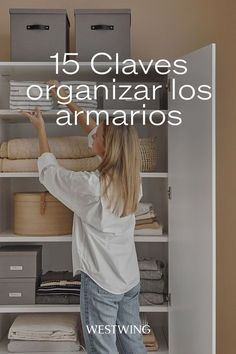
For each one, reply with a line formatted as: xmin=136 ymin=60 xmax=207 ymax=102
xmin=10 ymin=81 xmax=54 ymax=111
xmin=58 ymin=81 xmax=98 ymax=110
xmin=135 ymin=202 xmax=163 ymax=235
xmin=8 ymin=313 xmax=81 ymax=352
xmin=36 ymin=271 xmax=80 ymax=305
xmin=140 ymin=315 xmax=159 ymax=352
xmin=0 ymin=136 xmax=100 ymax=172
xmin=139 ymin=258 xmax=166 ymax=306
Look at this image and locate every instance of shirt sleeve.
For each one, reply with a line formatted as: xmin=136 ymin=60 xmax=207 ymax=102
xmin=37 ymin=152 xmax=98 ymax=215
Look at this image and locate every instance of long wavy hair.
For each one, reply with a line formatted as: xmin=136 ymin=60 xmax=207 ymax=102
xmin=98 ymin=120 xmax=141 ymax=217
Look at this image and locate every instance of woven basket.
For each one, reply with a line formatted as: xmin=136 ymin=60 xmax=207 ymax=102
xmin=14 ymin=192 xmax=73 ymax=236
xmin=140 ymin=137 xmax=158 ymax=172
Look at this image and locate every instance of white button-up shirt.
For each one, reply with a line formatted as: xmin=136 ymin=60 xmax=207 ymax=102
xmin=37 ymin=129 xmax=142 ymax=294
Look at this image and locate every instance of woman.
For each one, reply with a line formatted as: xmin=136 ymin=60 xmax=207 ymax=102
xmin=22 ymin=82 xmax=147 ymax=354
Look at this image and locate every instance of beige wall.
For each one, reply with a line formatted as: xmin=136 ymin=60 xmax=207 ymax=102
xmin=0 ymin=1 xmax=236 ymax=353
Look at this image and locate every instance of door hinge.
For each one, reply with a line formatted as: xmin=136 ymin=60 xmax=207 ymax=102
xmin=167 ymin=293 xmax=171 ymax=306
xmin=168 ymin=186 xmax=172 ymax=200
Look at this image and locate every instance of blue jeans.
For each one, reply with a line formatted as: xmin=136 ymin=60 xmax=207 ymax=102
xmin=80 ymin=272 xmax=147 ymax=354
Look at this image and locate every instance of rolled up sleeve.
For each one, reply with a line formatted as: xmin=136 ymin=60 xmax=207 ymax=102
xmin=37 ymin=152 xmax=97 ymax=214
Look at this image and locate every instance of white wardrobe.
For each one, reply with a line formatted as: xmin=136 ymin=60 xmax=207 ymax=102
xmin=0 ymin=43 xmax=216 ymax=354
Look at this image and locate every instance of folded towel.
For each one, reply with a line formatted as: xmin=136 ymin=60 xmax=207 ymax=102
xmin=139 ymin=292 xmax=164 ymax=305
xmin=143 ymin=329 xmax=157 ymax=345
xmin=8 ymin=339 xmax=81 ymax=352
xmin=140 ymin=278 xmax=165 ymax=293
xmin=1 ymin=156 xmax=100 ymax=172
xmin=135 ymin=209 xmax=156 ymax=221
xmin=35 ymin=294 xmax=80 ymax=304
xmin=135 ymin=202 xmax=153 ymax=217
xmin=135 ymin=221 xmax=161 ymax=230
xmin=8 ymin=314 xmax=78 ymax=341
xmin=138 ymin=258 xmax=164 ymax=271
xmin=140 ymin=270 xmax=163 ymax=280
xmin=134 ymin=226 xmax=163 ymax=235
xmin=134 ymin=228 xmax=163 ymax=236
xmin=0 ymin=142 xmax=7 ymax=158
xmin=135 ymin=217 xmax=156 ymax=226
xmin=41 ymin=271 xmax=80 ymax=282
xmin=4 ymin=136 xmax=95 ymax=160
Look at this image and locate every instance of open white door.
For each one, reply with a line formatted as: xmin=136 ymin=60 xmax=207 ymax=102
xmin=168 ymin=44 xmax=216 ymax=354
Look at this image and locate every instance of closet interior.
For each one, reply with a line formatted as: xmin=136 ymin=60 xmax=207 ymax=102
xmin=0 ymin=62 xmax=169 ymax=353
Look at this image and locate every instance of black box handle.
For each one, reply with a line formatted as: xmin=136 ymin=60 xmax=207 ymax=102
xmin=91 ymin=25 xmax=114 ymax=30
xmin=26 ymin=24 xmax=50 ymax=30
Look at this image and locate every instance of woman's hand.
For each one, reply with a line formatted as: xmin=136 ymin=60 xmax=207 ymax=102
xmin=47 ymin=80 xmax=60 ymax=97
xmin=21 ymin=108 xmax=45 ymax=131
xmin=48 ymin=80 xmax=67 ymax=99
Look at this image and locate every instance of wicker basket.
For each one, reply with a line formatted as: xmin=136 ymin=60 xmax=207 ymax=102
xmin=14 ymin=192 xmax=73 ymax=236
xmin=140 ymin=137 xmax=158 ymax=172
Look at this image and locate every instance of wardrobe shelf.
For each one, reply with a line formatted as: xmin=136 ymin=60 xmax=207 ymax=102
xmin=0 ymin=109 xmax=168 ymax=124
xmin=0 ymin=231 xmax=168 ymax=243
xmin=0 ymin=172 xmax=168 ymax=178
xmin=0 ymin=304 xmax=168 ymax=314
xmin=0 ymin=326 xmax=168 ymax=354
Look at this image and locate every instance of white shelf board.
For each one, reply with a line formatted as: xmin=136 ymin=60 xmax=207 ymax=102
xmin=0 ymin=231 xmax=168 ymax=243
xmin=0 ymin=304 xmax=168 ymax=314
xmin=0 ymin=172 xmax=168 ymax=178
xmin=0 ymin=109 xmax=167 ymax=124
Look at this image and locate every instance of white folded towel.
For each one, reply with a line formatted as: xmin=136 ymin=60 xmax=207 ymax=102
xmin=8 ymin=314 xmax=78 ymax=341
xmin=135 ymin=202 xmax=154 ymax=217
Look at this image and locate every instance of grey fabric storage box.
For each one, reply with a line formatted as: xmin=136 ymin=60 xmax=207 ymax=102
xmin=0 ymin=278 xmax=37 ymax=305
xmin=75 ymin=9 xmax=131 ymax=61
xmin=10 ymin=9 xmax=70 ymax=61
xmin=0 ymin=246 xmax=42 ymax=278
xmin=102 ymin=82 xmax=161 ymax=110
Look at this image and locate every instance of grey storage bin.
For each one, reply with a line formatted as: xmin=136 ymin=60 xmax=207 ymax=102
xmin=0 ymin=278 xmax=37 ymax=305
xmin=0 ymin=246 xmax=42 ymax=278
xmin=75 ymin=9 xmax=131 ymax=61
xmin=102 ymin=82 xmax=161 ymax=110
xmin=10 ymin=9 xmax=70 ymax=61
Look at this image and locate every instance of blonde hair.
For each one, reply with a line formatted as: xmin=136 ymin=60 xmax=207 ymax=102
xmin=98 ymin=120 xmax=141 ymax=217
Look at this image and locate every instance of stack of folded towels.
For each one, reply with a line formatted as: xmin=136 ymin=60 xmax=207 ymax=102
xmin=141 ymin=315 xmax=159 ymax=352
xmin=139 ymin=257 xmax=166 ymax=305
xmin=58 ymin=81 xmax=98 ymax=110
xmin=36 ymin=271 xmax=80 ymax=305
xmin=10 ymin=81 xmax=54 ymax=111
xmin=0 ymin=136 xmax=100 ymax=172
xmin=135 ymin=202 xmax=163 ymax=235
xmin=8 ymin=313 xmax=81 ymax=353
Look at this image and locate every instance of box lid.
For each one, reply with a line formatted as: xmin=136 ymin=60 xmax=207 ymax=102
xmin=14 ymin=192 xmax=59 ymax=203
xmin=0 ymin=245 xmax=42 ymax=255
xmin=9 ymin=8 xmax=70 ymax=25
xmin=74 ymin=9 xmax=131 ymax=15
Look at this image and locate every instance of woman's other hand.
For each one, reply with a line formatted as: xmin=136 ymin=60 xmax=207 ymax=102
xmin=21 ymin=108 xmax=45 ymax=131
xmin=47 ymin=80 xmax=60 ymax=97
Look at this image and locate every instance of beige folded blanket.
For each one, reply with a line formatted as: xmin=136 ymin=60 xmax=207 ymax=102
xmin=135 ymin=221 xmax=161 ymax=230
xmin=0 ymin=136 xmax=95 ymax=159
xmin=1 ymin=156 xmax=100 ymax=172
xmin=8 ymin=313 xmax=78 ymax=341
